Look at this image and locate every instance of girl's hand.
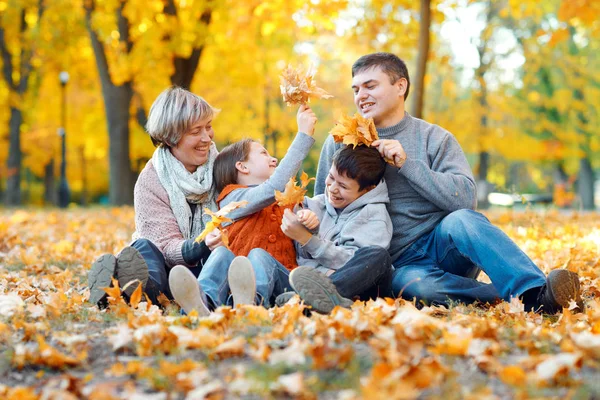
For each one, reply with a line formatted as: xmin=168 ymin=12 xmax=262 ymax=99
xmin=297 ymin=104 xmax=317 ymax=136
xmin=205 ymin=228 xmax=224 ymax=250
xmin=296 ymin=209 xmax=319 ymax=230
xmin=281 ymin=209 xmax=313 ymax=245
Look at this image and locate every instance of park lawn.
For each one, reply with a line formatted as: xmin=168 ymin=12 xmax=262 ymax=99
xmin=1 ymin=208 xmax=599 ymax=399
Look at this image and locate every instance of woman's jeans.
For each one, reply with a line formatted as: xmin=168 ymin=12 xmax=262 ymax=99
xmin=129 ymin=238 xmax=202 ymax=305
xmin=391 ymin=209 xmax=546 ymax=306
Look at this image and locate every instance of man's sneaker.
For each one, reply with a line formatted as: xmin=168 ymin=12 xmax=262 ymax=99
xmin=537 ymin=269 xmax=584 ymax=314
xmin=274 ymin=291 xmax=297 ymax=307
xmin=228 ymin=256 xmax=256 ymax=307
xmin=116 ymin=246 xmax=149 ymax=298
xmin=169 ymin=265 xmax=210 ymax=317
xmin=88 ymin=254 xmax=117 ymax=305
xmin=289 ymin=266 xmax=353 ymax=314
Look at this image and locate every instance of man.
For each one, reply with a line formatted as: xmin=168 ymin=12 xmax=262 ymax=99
xmin=315 ymin=52 xmax=583 ymax=313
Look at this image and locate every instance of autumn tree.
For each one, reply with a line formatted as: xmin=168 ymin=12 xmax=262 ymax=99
xmin=0 ymin=0 xmax=45 ymax=206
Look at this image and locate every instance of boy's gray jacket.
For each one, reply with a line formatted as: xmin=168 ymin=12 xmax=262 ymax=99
xmin=296 ymin=180 xmax=392 ymax=275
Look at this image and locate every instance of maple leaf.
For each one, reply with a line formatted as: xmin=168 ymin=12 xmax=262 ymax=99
xmin=102 ymin=277 xmax=121 ymax=300
xmin=330 ymin=113 xmax=379 ymax=148
xmin=279 ymin=64 xmax=333 ymax=106
xmin=194 ymin=201 xmax=248 ymax=244
xmin=275 ymin=172 xmax=314 ymax=207
xmin=129 ymin=283 xmax=143 ymax=309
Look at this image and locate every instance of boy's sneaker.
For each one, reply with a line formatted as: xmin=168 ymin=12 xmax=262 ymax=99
xmin=289 ymin=266 xmax=353 ymax=314
xmin=169 ymin=265 xmax=210 ymax=317
xmin=537 ymin=269 xmax=584 ymax=314
xmin=228 ymin=256 xmax=256 ymax=307
xmin=88 ymin=254 xmax=117 ymax=305
xmin=115 ymin=246 xmax=149 ymax=298
xmin=275 ymin=291 xmax=297 ymax=307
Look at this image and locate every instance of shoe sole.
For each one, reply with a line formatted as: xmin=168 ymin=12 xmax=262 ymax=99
xmin=116 ymin=247 xmax=149 ymax=298
xmin=547 ymin=269 xmax=584 ymax=311
xmin=289 ymin=266 xmax=352 ymax=314
xmin=228 ymin=256 xmax=256 ymax=307
xmin=88 ymin=254 xmax=117 ymax=305
xmin=168 ymin=265 xmax=210 ymax=317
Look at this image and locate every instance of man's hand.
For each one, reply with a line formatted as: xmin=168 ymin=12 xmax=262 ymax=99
xmin=372 ymin=139 xmax=407 ymax=168
xmin=205 ymin=228 xmax=224 ymax=251
xmin=281 ymin=209 xmax=313 ymax=245
xmin=296 ymin=209 xmax=319 ymax=230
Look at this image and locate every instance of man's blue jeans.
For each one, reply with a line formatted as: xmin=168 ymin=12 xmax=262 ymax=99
xmin=198 ymin=247 xmax=292 ymax=308
xmin=391 ymin=209 xmax=546 ymax=306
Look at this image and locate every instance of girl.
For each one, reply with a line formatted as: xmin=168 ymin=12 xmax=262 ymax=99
xmin=168 ymin=105 xmax=319 ymax=314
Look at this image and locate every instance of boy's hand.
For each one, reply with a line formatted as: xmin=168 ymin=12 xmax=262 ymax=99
xmin=205 ymin=228 xmax=224 ymax=250
xmin=296 ymin=209 xmax=319 ymax=230
xmin=281 ymin=209 xmax=313 ymax=245
xmin=297 ymin=104 xmax=317 ymax=136
xmin=372 ymin=139 xmax=407 ymax=168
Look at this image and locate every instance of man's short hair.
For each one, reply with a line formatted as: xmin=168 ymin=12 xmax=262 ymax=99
xmin=332 ymin=145 xmax=386 ymax=191
xmin=352 ymin=52 xmax=410 ymax=100
xmin=146 ymin=86 xmax=220 ymax=148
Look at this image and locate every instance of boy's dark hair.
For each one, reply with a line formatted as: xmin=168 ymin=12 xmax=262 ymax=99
xmin=213 ymin=138 xmax=256 ymax=194
xmin=352 ymin=52 xmax=410 ymax=100
xmin=332 ymin=145 xmax=386 ymax=191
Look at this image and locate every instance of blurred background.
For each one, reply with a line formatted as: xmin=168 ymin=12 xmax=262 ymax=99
xmin=0 ymin=0 xmax=598 ymax=210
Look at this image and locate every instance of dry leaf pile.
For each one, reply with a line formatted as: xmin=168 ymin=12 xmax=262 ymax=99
xmin=274 ymin=172 xmax=315 ymax=207
xmin=1 ymin=208 xmax=600 ymax=399
xmin=279 ymin=64 xmax=333 ymax=106
xmin=330 ymin=113 xmax=379 ymax=148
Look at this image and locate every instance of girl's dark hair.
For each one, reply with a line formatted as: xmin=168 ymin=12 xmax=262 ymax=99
xmin=213 ymin=139 xmax=256 ymax=194
xmin=332 ymin=145 xmax=386 ymax=191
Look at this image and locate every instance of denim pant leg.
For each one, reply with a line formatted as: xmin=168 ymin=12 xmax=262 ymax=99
xmin=130 ymin=238 xmax=171 ymax=303
xmin=198 ymin=246 xmax=235 ymax=307
xmin=247 ymin=248 xmax=291 ymax=307
xmin=392 ymin=209 xmax=546 ymax=305
xmin=330 ymin=246 xmax=393 ymax=300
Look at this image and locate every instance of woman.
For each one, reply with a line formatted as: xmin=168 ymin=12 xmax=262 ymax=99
xmin=88 ymin=87 xmax=223 ymax=306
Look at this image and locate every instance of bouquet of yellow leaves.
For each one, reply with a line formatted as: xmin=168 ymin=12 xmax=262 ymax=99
xmin=275 ymin=172 xmax=315 ymax=207
xmin=330 ymin=113 xmax=379 ymax=148
xmin=194 ymin=201 xmax=248 ymax=248
xmin=280 ymin=64 xmax=333 ymax=106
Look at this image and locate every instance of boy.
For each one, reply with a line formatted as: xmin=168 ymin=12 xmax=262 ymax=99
xmin=280 ymin=145 xmax=393 ymax=313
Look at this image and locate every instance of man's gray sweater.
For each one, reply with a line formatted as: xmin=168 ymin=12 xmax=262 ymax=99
xmin=315 ymin=113 xmax=477 ymax=263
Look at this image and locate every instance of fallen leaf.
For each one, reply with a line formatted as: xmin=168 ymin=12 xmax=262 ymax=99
xmin=330 ymin=113 xmax=378 ymax=148
xmin=279 ymin=64 xmax=333 ymax=106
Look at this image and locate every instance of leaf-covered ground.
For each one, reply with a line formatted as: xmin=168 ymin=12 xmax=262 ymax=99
xmin=1 ymin=208 xmax=600 ymax=399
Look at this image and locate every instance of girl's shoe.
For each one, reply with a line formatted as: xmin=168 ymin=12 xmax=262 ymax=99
xmin=168 ymin=265 xmax=210 ymax=316
xmin=228 ymin=256 xmax=256 ymax=307
xmin=289 ymin=266 xmax=353 ymax=314
xmin=88 ymin=254 xmax=117 ymax=305
xmin=116 ymin=246 xmax=149 ymax=298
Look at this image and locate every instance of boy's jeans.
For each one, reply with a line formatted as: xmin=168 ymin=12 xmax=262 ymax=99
xmin=199 ymin=247 xmax=292 ymax=307
xmin=391 ymin=209 xmax=546 ymax=306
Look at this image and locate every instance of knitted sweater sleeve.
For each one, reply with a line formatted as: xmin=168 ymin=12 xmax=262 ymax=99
xmin=314 ymin=135 xmax=339 ymax=195
xmin=133 ymin=166 xmax=191 ymax=268
xmin=399 ymin=131 xmax=477 ymax=211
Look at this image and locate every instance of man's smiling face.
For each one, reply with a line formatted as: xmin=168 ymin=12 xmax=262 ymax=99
xmin=352 ymin=66 xmax=406 ymax=128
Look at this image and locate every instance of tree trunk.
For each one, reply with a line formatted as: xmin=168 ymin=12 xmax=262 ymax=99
xmin=5 ymin=106 xmax=23 ymax=206
xmin=44 ymin=159 xmax=56 ymax=206
xmin=103 ymin=83 xmax=135 ymax=205
xmin=80 ymin=146 xmax=88 ymax=206
xmin=578 ymin=157 xmax=595 ymax=210
xmin=410 ymin=0 xmax=431 ymax=119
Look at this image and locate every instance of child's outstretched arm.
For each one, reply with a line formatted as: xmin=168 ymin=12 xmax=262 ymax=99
xmin=220 ymin=106 xmax=317 ymax=219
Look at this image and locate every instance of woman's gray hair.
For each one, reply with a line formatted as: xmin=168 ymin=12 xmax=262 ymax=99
xmin=146 ymin=86 xmax=220 ymax=148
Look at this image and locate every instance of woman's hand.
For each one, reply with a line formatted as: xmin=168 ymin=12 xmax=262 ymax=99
xmin=205 ymin=228 xmax=225 ymax=251
xmin=281 ymin=209 xmax=313 ymax=245
xmin=297 ymin=104 xmax=317 ymax=136
xmin=372 ymin=139 xmax=407 ymax=168
xmin=296 ymin=209 xmax=319 ymax=230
